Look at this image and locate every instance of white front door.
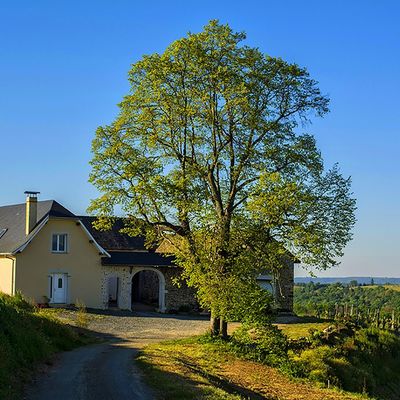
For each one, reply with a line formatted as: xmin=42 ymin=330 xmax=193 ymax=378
xmin=52 ymin=273 xmax=67 ymax=303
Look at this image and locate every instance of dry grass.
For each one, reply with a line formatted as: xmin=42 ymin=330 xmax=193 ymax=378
xmin=383 ymin=285 xmax=400 ymax=291
xmin=137 ymin=338 xmax=369 ymax=400
xmin=276 ymin=322 xmax=331 ymax=339
xmin=361 ymin=284 xmax=400 ymax=291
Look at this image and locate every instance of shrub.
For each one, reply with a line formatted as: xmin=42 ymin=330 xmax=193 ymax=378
xmin=230 ymin=322 xmax=289 ymax=366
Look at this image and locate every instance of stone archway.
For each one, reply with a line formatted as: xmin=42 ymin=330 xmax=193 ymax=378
xmin=130 ymin=267 xmax=166 ymax=312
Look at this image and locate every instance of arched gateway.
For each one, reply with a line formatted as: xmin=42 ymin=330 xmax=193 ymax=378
xmin=130 ymin=267 xmax=166 ymax=312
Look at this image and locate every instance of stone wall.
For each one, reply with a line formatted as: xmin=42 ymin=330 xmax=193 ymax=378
xmin=100 ymin=262 xmax=293 ymax=313
xmin=101 ymin=265 xmax=198 ymax=312
xmin=159 ymin=267 xmax=198 ymax=311
xmin=273 ymin=260 xmax=294 ymax=312
xmin=101 ymin=265 xmax=132 ymax=310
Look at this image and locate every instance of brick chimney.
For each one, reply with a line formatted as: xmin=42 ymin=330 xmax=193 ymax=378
xmin=25 ymin=191 xmax=40 ymax=235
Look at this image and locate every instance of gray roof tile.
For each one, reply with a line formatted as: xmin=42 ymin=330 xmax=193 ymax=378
xmin=0 ymin=200 xmax=75 ymax=253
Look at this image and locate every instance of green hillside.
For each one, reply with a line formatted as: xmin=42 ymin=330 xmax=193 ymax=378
xmin=294 ymin=282 xmax=400 ymax=317
xmin=0 ymin=293 xmax=87 ymax=399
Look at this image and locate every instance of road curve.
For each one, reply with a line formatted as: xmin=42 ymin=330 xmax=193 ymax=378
xmin=24 ymin=341 xmax=154 ymax=400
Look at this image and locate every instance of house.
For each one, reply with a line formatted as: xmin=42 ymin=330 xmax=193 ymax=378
xmin=0 ymin=192 xmax=294 ymax=312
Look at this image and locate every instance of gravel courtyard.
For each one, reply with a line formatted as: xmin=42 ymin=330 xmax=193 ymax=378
xmin=57 ymin=308 xmax=212 ymax=344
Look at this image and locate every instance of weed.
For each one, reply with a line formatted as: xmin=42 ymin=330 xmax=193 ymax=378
xmin=75 ymin=299 xmax=90 ymax=329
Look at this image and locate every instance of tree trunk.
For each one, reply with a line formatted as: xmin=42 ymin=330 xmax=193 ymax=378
xmin=210 ymin=314 xmax=220 ymax=336
xmin=220 ymin=319 xmax=228 ymax=339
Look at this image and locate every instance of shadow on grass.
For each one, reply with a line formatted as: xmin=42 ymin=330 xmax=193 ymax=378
xmin=274 ymin=315 xmax=333 ymax=324
xmin=137 ymin=351 xmax=271 ymax=400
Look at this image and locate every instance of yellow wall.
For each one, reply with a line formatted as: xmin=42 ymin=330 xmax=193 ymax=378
xmin=15 ymin=218 xmax=105 ymax=308
xmin=0 ymin=256 xmax=14 ymax=294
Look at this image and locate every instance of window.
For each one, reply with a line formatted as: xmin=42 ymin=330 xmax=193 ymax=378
xmin=258 ymin=279 xmax=274 ymax=294
xmin=257 ymin=274 xmax=274 ymax=294
xmin=52 ymin=234 xmax=68 ymax=253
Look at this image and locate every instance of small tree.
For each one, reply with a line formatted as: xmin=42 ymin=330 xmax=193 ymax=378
xmin=89 ymin=21 xmax=356 ymax=336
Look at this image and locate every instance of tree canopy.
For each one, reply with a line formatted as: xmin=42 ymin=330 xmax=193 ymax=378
xmin=89 ymin=20 xmax=356 ymax=331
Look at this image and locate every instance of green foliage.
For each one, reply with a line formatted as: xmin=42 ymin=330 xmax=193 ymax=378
xmin=229 ymin=322 xmax=289 ymax=366
xmin=294 ymin=282 xmax=400 ymax=317
xmin=89 ymin=20 xmax=356 ymax=323
xmin=288 ymin=323 xmax=400 ymax=399
xmin=0 ymin=293 xmax=84 ymax=399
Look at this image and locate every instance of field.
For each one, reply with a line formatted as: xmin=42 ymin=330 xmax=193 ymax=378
xmin=276 ymin=320 xmax=331 ymax=339
xmin=362 ymin=285 xmax=400 ymax=291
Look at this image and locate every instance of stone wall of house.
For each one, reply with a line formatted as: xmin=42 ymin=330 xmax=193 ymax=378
xmin=273 ymin=260 xmax=294 ymax=312
xmin=100 ymin=265 xmax=198 ymax=312
xmin=101 ymin=266 xmax=132 ymax=310
xmin=100 ymin=262 xmax=293 ymax=313
xmin=159 ymin=267 xmax=199 ymax=311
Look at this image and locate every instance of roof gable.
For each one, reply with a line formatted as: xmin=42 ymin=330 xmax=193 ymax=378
xmin=0 ymin=199 xmax=150 ymax=255
xmin=0 ymin=200 xmax=75 ymax=253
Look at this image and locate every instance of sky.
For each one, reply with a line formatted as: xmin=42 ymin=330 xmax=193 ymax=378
xmin=0 ymin=1 xmax=399 ymax=277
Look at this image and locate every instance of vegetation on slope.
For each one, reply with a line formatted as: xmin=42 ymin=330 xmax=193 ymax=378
xmin=0 ymin=293 xmax=88 ymax=399
xmin=138 ymin=316 xmax=400 ymax=400
xmin=137 ymin=333 xmax=367 ymax=400
xmin=294 ymin=282 xmax=400 ymax=316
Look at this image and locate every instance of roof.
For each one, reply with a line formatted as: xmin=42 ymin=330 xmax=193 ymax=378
xmin=0 ymin=200 xmax=172 ymax=267
xmin=102 ymin=251 xmax=174 ymax=266
xmin=78 ymin=216 xmax=147 ymax=251
xmin=0 ymin=200 xmax=75 ymax=253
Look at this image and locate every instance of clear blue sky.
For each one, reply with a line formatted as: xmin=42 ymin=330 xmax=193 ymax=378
xmin=1 ymin=1 xmax=399 ymax=277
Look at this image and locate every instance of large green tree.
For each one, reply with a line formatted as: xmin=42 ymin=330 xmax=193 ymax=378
xmin=89 ymin=21 xmax=356 ymax=335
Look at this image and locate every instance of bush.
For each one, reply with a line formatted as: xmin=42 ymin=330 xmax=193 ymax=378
xmin=289 ymin=325 xmax=400 ymax=398
xmin=230 ymin=322 xmax=289 ymax=366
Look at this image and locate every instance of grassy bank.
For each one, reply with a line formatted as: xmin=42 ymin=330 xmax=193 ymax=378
xmin=136 ymin=335 xmax=366 ymax=400
xmin=0 ymin=293 xmax=89 ymax=399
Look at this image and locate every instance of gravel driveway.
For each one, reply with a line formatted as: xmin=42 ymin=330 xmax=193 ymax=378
xmin=76 ymin=309 xmax=211 ymax=343
xmin=24 ymin=310 xmax=211 ymax=400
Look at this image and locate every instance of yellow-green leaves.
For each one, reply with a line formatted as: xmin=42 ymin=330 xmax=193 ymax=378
xmin=88 ymin=20 xmax=355 ymax=322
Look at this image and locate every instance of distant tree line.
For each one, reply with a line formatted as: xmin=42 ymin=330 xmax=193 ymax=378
xmin=294 ymin=282 xmax=400 ymax=323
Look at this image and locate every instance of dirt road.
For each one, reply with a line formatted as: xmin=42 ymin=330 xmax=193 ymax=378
xmin=24 ymin=310 xmax=210 ymax=400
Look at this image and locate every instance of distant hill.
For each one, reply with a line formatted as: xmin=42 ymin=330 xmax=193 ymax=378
xmin=295 ymin=276 xmax=400 ymax=285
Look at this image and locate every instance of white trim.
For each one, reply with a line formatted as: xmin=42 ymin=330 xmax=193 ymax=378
xmin=12 ymin=216 xmax=50 ymax=254
xmin=51 ymin=233 xmax=68 ymax=253
xmin=10 ymin=216 xmax=110 ymax=257
xmin=78 ymin=220 xmax=111 ymax=257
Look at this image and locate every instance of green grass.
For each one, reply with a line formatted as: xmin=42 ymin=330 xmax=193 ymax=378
xmin=0 ymin=292 xmax=90 ymax=400
xmin=136 ymin=335 xmax=367 ymax=400
xmin=276 ymin=321 xmax=331 ymax=339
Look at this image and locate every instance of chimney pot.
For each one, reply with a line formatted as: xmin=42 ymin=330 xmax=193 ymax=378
xmin=25 ymin=191 xmax=40 ymax=235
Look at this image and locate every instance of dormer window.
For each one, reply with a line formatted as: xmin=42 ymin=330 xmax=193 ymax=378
xmin=52 ymin=234 xmax=68 ymax=253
